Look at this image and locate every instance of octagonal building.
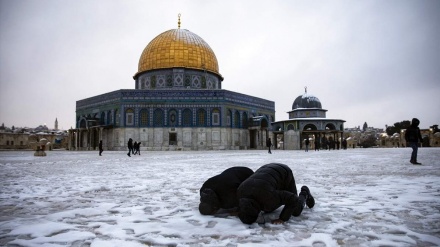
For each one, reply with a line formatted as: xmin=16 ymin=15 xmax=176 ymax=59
xmin=272 ymin=88 xmax=345 ymax=150
xmin=69 ymin=21 xmax=275 ymax=151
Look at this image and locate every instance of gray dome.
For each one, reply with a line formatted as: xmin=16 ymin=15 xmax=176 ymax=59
xmin=292 ymin=93 xmax=322 ymax=110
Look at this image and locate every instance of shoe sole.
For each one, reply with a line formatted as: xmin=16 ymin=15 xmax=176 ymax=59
xmin=301 ymin=186 xmax=315 ymax=208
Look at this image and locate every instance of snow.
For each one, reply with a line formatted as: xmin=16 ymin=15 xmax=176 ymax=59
xmin=1 ymin=148 xmax=439 ymax=247
xmin=301 ymin=94 xmax=321 ymax=103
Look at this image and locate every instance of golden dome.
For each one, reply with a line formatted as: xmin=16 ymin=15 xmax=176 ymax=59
xmin=136 ymin=29 xmax=220 ymax=77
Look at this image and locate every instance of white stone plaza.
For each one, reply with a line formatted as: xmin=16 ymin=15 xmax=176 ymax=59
xmin=1 ymin=148 xmax=439 ymax=246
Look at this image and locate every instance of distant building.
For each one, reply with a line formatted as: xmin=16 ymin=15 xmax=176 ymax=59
xmin=272 ymin=88 xmax=345 ymax=150
xmin=55 ymin=118 xmax=58 ymax=131
xmin=0 ymin=121 xmax=68 ymax=150
xmin=346 ymin=124 xmax=440 ymax=148
xmin=34 ymin=125 xmax=49 ymax=133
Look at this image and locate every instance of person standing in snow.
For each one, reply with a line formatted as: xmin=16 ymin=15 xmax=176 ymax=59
xmin=266 ymin=138 xmax=272 ymax=154
xmin=127 ymin=138 xmax=133 ymax=157
xmin=237 ymin=163 xmax=315 ymax=225
xmin=405 ymin=118 xmax=423 ymax=165
xmin=342 ymin=138 xmax=347 ymax=150
xmin=98 ymin=140 xmax=103 ymax=156
xmin=199 ymin=167 xmax=254 ymax=215
xmin=314 ymin=138 xmax=320 ymax=151
xmin=305 ymin=138 xmax=309 ymax=152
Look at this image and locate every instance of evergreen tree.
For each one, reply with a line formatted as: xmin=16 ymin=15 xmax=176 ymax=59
xmin=385 ymin=120 xmax=411 ymax=136
xmin=360 ymin=134 xmax=377 ymax=148
xmin=386 ymin=125 xmax=397 ymax=136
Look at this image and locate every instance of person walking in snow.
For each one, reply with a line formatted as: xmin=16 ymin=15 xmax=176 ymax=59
xmin=305 ymin=138 xmax=309 ymax=152
xmin=133 ymin=141 xmax=138 ymax=154
xmin=134 ymin=142 xmax=141 ymax=155
xmin=199 ymin=167 xmax=254 ymax=216
xmin=127 ymin=138 xmax=133 ymax=157
xmin=237 ymin=163 xmax=315 ymax=225
xmin=405 ymin=118 xmax=423 ymax=165
xmin=98 ymin=140 xmax=103 ymax=156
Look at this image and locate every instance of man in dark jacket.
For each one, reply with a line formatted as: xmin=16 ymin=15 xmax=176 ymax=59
xmin=405 ymin=118 xmax=423 ymax=165
xmin=98 ymin=140 xmax=103 ymax=156
xmin=237 ymin=163 xmax=315 ymax=224
xmin=127 ymin=138 xmax=133 ymax=157
xmin=199 ymin=167 xmax=254 ymax=215
xmin=266 ymin=138 xmax=272 ymax=154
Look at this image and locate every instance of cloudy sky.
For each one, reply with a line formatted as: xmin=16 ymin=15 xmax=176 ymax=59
xmin=1 ymin=0 xmax=439 ymax=130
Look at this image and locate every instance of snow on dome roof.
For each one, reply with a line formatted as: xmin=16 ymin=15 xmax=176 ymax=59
xmin=292 ymin=88 xmax=322 ymax=110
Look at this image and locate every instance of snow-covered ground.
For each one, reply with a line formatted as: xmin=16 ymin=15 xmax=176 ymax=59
xmin=0 ymin=148 xmax=439 ymax=247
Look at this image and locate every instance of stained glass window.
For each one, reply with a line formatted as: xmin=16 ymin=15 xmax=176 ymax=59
xmin=197 ymin=109 xmax=206 ymax=127
xmin=182 ymin=109 xmax=192 ymax=127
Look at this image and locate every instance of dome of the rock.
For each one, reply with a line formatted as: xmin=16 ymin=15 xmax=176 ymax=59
xmin=136 ymin=29 xmax=220 ymax=78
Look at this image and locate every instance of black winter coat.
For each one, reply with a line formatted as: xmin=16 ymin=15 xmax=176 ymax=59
xmin=200 ymin=166 xmax=254 ymax=209
xmin=266 ymin=139 xmax=272 ymax=147
xmin=237 ymin=163 xmax=298 ymax=222
xmin=405 ymin=119 xmax=423 ymax=143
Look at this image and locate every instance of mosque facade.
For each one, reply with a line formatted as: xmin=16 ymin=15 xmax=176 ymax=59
xmin=68 ymin=19 xmax=275 ymax=151
xmin=272 ymin=88 xmax=346 ymax=150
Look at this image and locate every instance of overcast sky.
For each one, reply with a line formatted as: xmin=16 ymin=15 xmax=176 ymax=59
xmin=1 ymin=0 xmax=439 ymax=130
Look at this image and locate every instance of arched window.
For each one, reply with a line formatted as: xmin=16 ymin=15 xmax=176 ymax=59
xmin=125 ymin=108 xmax=134 ymax=126
xmin=169 ymin=109 xmax=177 ymax=127
xmin=242 ymin=112 xmax=248 ymax=129
xmin=107 ymin=110 xmax=111 ymax=125
xmin=325 ymin=123 xmax=336 ymax=130
xmin=234 ymin=111 xmax=240 ymax=128
xmin=79 ymin=119 xmax=87 ymax=128
xmin=261 ymin=118 xmax=268 ymax=128
xmin=100 ymin=112 xmax=105 ymax=125
xmin=303 ymin=124 xmax=317 ymax=131
xmin=114 ymin=109 xmax=119 ymax=126
xmin=153 ymin=109 xmax=164 ymax=127
xmin=182 ymin=109 xmax=192 ymax=127
xmin=211 ymin=109 xmax=220 ymax=126
xmin=139 ymin=109 xmax=148 ymax=127
xmin=197 ymin=109 xmax=206 ymax=127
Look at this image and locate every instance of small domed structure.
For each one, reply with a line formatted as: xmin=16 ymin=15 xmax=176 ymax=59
xmin=271 ymin=86 xmax=345 ymax=150
xmin=288 ymin=88 xmax=327 ymax=119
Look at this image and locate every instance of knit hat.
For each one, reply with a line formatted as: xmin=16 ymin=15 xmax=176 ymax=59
xmin=199 ymin=188 xmax=220 ymax=215
xmin=238 ymin=198 xmax=260 ymax=224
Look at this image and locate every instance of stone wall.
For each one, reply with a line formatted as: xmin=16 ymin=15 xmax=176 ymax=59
xmin=72 ymin=127 xmax=270 ymax=151
xmin=0 ymin=132 xmax=68 ymax=150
